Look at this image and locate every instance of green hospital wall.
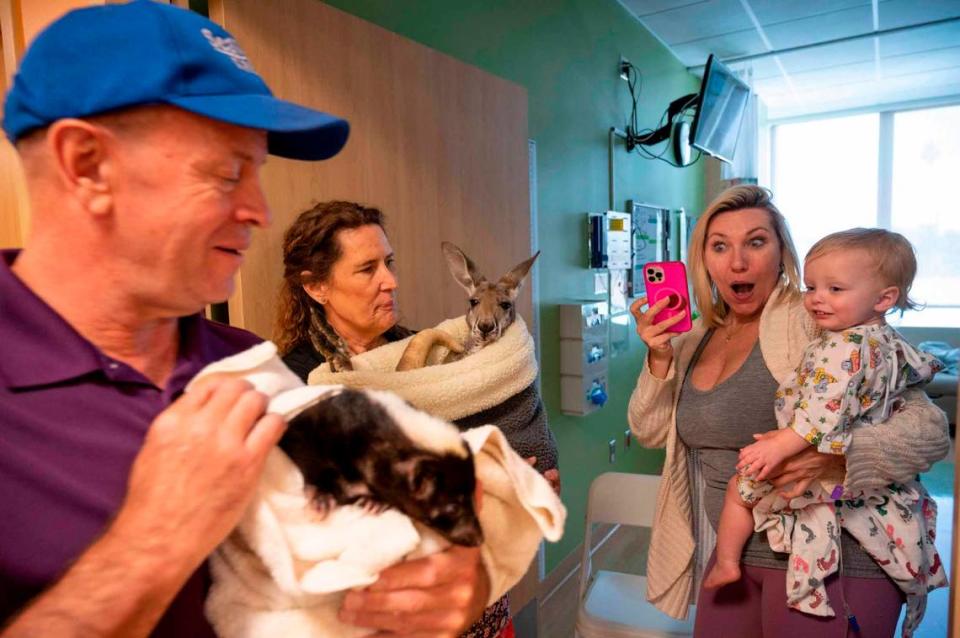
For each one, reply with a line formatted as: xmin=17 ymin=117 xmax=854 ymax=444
xmin=321 ymin=0 xmax=705 ymax=571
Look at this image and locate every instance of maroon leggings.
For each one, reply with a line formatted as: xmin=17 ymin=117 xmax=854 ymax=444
xmin=693 ymin=551 xmax=904 ymax=637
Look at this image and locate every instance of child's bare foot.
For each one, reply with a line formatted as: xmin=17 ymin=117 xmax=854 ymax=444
xmin=703 ymin=560 xmax=741 ymax=589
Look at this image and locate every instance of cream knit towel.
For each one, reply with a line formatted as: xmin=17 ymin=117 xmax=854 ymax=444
xmin=192 ymin=342 xmax=565 ymax=638
xmin=307 ymin=315 xmax=538 ymax=421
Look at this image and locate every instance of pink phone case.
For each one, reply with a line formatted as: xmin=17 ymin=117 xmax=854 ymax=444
xmin=643 ymin=261 xmax=692 ymax=333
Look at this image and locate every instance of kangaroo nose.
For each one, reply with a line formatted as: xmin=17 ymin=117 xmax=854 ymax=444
xmin=478 ymin=322 xmax=495 ymax=335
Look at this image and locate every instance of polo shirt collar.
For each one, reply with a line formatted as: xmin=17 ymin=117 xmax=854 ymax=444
xmin=0 ymin=250 xmax=211 ymax=391
xmin=0 ymin=250 xmax=108 ymax=389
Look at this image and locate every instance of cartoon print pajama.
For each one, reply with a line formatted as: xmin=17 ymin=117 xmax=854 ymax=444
xmin=737 ymin=323 xmax=945 ymax=636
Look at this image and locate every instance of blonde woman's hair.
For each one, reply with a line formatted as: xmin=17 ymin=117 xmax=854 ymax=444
xmin=687 ymin=184 xmax=801 ymax=328
xmin=806 ymin=228 xmax=919 ymax=311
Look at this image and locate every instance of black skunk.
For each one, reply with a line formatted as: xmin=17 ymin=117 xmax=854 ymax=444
xmin=278 ymin=388 xmax=484 ymax=547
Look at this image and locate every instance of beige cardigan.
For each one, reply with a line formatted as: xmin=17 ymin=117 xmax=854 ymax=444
xmin=627 ymin=285 xmax=950 ymax=620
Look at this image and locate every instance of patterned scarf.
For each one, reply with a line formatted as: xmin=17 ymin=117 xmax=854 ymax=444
xmin=307 ymin=305 xmax=414 ymax=372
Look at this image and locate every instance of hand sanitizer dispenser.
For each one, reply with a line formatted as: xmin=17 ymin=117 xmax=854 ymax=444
xmin=559 ymin=301 xmax=610 ymax=416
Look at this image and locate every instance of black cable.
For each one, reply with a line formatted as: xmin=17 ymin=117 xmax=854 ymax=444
xmin=625 ymin=61 xmax=642 ymax=141
xmin=632 ymin=93 xmax=703 ymax=167
xmin=621 ymin=61 xmax=705 ymax=167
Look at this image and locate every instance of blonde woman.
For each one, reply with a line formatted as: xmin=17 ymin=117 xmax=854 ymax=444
xmin=627 ymin=185 xmax=948 ymax=637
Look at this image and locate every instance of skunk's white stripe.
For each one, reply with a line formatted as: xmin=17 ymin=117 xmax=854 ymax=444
xmin=363 ymin=389 xmax=468 ymax=458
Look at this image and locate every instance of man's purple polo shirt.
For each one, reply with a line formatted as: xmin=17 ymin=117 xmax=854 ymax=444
xmin=0 ymin=249 xmax=261 ymax=635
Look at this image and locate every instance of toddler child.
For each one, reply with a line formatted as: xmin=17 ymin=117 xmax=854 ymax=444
xmin=703 ymin=228 xmax=946 ymax=636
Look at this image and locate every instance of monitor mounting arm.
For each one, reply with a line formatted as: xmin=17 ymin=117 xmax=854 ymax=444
xmin=626 ymin=92 xmax=697 ymax=151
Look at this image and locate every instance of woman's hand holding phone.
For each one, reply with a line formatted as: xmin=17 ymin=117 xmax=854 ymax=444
xmin=631 ymin=261 xmax=691 ymax=378
xmin=630 ymin=295 xmax=687 ymax=378
xmin=630 ymin=295 xmax=687 ymax=350
xmin=642 ymin=261 xmax=692 ymax=332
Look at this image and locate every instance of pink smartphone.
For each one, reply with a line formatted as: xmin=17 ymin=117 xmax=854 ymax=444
xmin=642 ymin=261 xmax=692 ymax=333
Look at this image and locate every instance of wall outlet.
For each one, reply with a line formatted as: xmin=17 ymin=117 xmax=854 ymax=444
xmin=624 ymin=429 xmax=631 ymax=448
xmin=608 ymin=439 xmax=616 ymax=463
xmin=619 ymin=56 xmax=630 ymax=81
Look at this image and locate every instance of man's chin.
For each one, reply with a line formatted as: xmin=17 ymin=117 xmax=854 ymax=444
xmin=191 ymin=286 xmax=233 ymax=318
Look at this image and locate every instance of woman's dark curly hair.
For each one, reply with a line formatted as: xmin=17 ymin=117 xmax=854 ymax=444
xmin=274 ymin=201 xmax=385 ymax=354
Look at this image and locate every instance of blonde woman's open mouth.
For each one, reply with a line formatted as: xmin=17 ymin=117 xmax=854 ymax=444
xmin=729 ymin=281 xmax=755 ymax=302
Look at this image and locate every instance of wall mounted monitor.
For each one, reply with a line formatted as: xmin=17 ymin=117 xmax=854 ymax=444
xmin=689 ymin=54 xmax=751 ymax=164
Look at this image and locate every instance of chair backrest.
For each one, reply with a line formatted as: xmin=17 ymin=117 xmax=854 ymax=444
xmin=587 ymin=471 xmax=661 ymax=527
xmin=578 ymin=472 xmax=661 ymax=599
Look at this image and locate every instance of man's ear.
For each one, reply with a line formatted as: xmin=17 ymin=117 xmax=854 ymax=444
xmin=46 ymin=118 xmax=114 ymax=216
xmin=874 ymin=285 xmax=900 ymax=313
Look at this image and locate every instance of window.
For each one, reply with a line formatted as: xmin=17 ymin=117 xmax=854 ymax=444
xmin=772 ymin=113 xmax=878 ymax=258
xmin=890 ymin=106 xmax=960 ymax=326
xmin=771 ymin=104 xmax=960 ymax=327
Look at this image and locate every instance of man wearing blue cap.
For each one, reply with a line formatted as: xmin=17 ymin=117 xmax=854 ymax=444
xmin=0 ymin=3 xmax=488 ymax=637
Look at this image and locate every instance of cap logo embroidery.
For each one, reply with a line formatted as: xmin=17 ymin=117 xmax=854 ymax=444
xmin=201 ymin=28 xmax=255 ymax=72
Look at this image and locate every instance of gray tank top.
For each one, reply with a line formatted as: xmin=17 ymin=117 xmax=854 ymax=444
xmin=676 ymin=330 xmax=884 ymax=577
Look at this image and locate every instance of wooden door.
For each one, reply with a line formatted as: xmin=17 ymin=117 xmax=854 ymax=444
xmin=209 ymin=0 xmax=531 ymax=340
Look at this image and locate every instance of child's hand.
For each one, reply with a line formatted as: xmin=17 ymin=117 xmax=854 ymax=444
xmin=736 ymin=429 xmax=808 ymax=481
xmin=736 ymin=438 xmax=780 ymax=481
xmin=768 ymin=445 xmax=846 ymax=499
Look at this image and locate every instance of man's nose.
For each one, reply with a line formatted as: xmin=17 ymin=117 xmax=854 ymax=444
xmin=236 ymin=179 xmax=271 ymax=228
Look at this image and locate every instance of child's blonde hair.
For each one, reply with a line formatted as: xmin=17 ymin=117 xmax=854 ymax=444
xmin=805 ymin=228 xmax=918 ymax=311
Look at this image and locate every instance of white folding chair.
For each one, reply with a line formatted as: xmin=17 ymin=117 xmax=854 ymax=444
xmin=575 ymin=472 xmax=695 ymax=638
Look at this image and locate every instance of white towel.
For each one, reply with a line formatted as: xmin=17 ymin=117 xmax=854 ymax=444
xmin=193 ymin=342 xmax=565 ymax=638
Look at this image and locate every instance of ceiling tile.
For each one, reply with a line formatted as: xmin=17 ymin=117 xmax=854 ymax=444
xmin=751 ymin=77 xmax=788 ymax=95
xmin=879 ymin=49 xmax=960 ymax=77
xmin=619 ymin=0 xmax=960 ymax=119
xmin=622 ymin=0 xmax=709 ymax=17
xmin=747 ymin=0 xmax=871 ymax=27
xmin=733 ymin=58 xmax=785 ymax=81
xmin=878 ymin=22 xmax=960 ymax=56
xmin=774 ymin=40 xmax=875 ymax=73
xmin=877 ymin=0 xmax=960 ymax=30
xmin=673 ymin=30 xmax=772 ymax=67
xmin=764 ymin=68 xmax=960 ymax=119
xmin=786 ymin=62 xmax=879 ymax=91
xmin=761 ymin=5 xmax=874 ymax=49
xmin=636 ymin=0 xmax=752 ymax=44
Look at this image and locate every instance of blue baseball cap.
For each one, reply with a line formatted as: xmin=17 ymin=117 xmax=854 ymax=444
xmin=2 ymin=1 xmax=349 ymax=161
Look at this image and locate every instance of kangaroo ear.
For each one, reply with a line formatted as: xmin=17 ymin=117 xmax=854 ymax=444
xmin=499 ymin=251 xmax=540 ymax=299
xmin=442 ymin=241 xmax=483 ymax=295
